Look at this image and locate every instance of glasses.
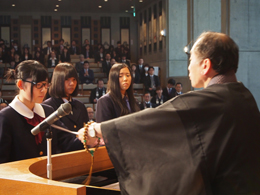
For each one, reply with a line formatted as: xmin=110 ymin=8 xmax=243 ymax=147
xmin=22 ymin=80 xmax=51 ymax=89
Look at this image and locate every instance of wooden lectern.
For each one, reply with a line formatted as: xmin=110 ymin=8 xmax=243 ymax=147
xmin=0 ymin=146 xmax=120 ymax=195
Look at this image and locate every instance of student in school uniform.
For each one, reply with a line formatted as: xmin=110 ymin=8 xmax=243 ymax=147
xmin=43 ymin=63 xmax=89 ymax=143
xmin=0 ymin=60 xmax=82 ymax=164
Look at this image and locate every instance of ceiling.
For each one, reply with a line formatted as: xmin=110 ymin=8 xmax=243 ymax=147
xmin=0 ymin=0 xmax=155 ymax=14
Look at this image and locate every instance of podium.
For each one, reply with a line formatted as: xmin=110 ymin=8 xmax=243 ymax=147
xmin=0 ymin=146 xmax=120 ymax=195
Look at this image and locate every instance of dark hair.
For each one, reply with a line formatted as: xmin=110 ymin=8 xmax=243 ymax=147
xmin=117 ymin=41 xmax=121 ymax=44
xmin=156 ymin=86 xmax=162 ymax=91
xmin=108 ymin=63 xmax=139 ymax=116
xmin=48 ymin=63 xmax=79 ymax=98
xmin=97 ymin=78 xmax=104 ymax=83
xmin=144 ymin=91 xmax=150 ymax=96
xmin=6 ymin=60 xmax=48 ymax=100
xmin=47 ymin=41 xmax=52 ymax=44
xmin=176 ymin=82 xmax=182 ymax=87
xmin=167 ymin=78 xmax=176 ymax=85
xmin=60 ymin=39 xmax=64 ymax=42
xmin=84 ymin=61 xmax=89 ymax=64
xmin=192 ymin=31 xmax=239 ymax=74
xmin=148 ymin=66 xmax=154 ymax=71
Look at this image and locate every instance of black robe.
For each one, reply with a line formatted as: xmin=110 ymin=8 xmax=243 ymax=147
xmin=101 ymin=82 xmax=260 ymax=195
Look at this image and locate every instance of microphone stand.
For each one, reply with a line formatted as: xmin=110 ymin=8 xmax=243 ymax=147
xmin=46 ymin=128 xmax=52 ymax=180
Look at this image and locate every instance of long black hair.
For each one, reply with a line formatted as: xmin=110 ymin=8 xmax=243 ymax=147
xmin=6 ymin=60 xmax=48 ymax=101
xmin=48 ymin=63 xmax=79 ymax=98
xmin=107 ymin=63 xmax=139 ymax=116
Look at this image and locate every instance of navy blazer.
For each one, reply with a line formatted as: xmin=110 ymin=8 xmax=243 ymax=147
xmin=143 ymin=75 xmax=161 ymax=91
xmin=96 ymin=93 xmax=121 ymax=123
xmin=0 ymin=104 xmax=82 ymax=163
xmin=60 ymin=52 xmax=71 ymax=62
xmin=79 ymin=68 xmax=94 ymax=84
xmin=162 ymin=87 xmax=176 ymax=101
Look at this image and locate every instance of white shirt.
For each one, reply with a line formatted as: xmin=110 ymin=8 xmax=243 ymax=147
xmin=9 ymin=95 xmax=45 ymax=119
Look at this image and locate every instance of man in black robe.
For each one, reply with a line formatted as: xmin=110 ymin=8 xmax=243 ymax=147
xmin=78 ymin=32 xmax=260 ymax=195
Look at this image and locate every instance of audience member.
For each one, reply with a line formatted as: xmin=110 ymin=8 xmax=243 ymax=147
xmin=14 ymin=53 xmax=21 ymax=69
xmin=90 ymin=79 xmax=107 ymax=104
xmin=9 ymin=60 xmax=15 ymax=69
xmin=87 ymin=107 xmax=95 ymax=122
xmin=114 ymin=41 xmax=122 ymax=57
xmin=112 ymin=50 xmax=120 ymax=62
xmin=60 ymin=47 xmax=71 ymax=63
xmin=82 ymin=44 xmax=93 ymax=59
xmin=131 ymin=64 xmax=140 ymax=84
xmin=0 ymin=99 xmax=8 ymax=111
xmin=12 ymin=40 xmax=21 ymax=55
xmin=120 ymin=54 xmax=130 ymax=67
xmin=21 ymin=47 xmax=32 ymax=61
xmin=57 ymin=38 xmax=65 ymax=55
xmin=7 ymin=47 xmax=16 ymax=63
xmin=82 ymin=39 xmax=93 ymax=53
xmin=48 ymin=51 xmax=59 ymax=68
xmin=151 ymin=86 xmax=167 ymax=107
xmin=79 ymin=61 xmax=94 ymax=84
xmin=136 ymin=58 xmax=145 ymax=83
xmin=95 ymin=47 xmax=105 ymax=63
xmin=140 ymin=91 xmax=156 ymax=110
xmin=110 ymin=58 xmax=116 ymax=67
xmin=68 ymin=40 xmax=80 ymax=55
xmin=33 ymin=51 xmax=45 ymax=65
xmin=144 ymin=66 xmax=160 ymax=96
xmin=102 ymin=53 xmax=111 ymax=78
xmin=162 ymin=78 xmax=176 ymax=101
xmin=43 ymin=41 xmax=54 ymax=55
xmin=175 ymin=82 xmax=183 ymax=95
xmin=75 ymin=54 xmax=85 ymax=73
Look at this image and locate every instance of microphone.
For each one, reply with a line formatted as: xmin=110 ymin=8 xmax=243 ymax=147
xmin=31 ymin=102 xmax=72 ymax=135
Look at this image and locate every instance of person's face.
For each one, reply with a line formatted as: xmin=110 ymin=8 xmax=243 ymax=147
xmin=117 ymin=43 xmax=121 ymax=47
xmin=106 ymin=54 xmax=111 ymax=60
xmin=36 ymin=52 xmax=40 ymax=57
xmin=24 ymin=49 xmax=28 ymax=54
xmin=60 ymin=40 xmax=64 ymax=45
xmin=72 ymin=41 xmax=76 ymax=46
xmin=84 ymin=63 xmax=89 ymax=69
xmin=87 ymin=107 xmax=94 ymax=120
xmin=21 ymin=79 xmax=48 ymax=103
xmin=188 ymin=51 xmax=204 ymax=88
xmin=131 ymin=65 xmax=136 ymax=71
xmin=156 ymin=89 xmax=162 ymax=96
xmin=175 ymin=84 xmax=182 ymax=92
xmin=148 ymin=68 xmax=154 ymax=75
xmin=86 ymin=45 xmax=90 ymax=50
xmin=47 ymin=42 xmax=51 ymax=47
xmin=10 ymin=61 xmax=15 ymax=67
xmin=51 ymin=52 xmax=55 ymax=58
xmin=144 ymin=93 xmax=151 ymax=102
xmin=15 ymin=54 xmax=19 ymax=60
xmin=111 ymin=59 xmax=116 ymax=65
xmin=11 ymin=48 xmax=15 ymax=53
xmin=85 ymin=40 xmax=89 ymax=45
xmin=138 ymin=59 xmax=144 ymax=65
xmin=64 ymin=77 xmax=77 ymax=97
xmin=119 ymin=67 xmax=131 ymax=93
xmin=122 ymin=56 xmax=126 ymax=61
xmin=167 ymin=83 xmax=174 ymax=89
xmin=64 ymin=48 xmax=68 ymax=53
xmin=97 ymin=80 xmax=104 ymax=88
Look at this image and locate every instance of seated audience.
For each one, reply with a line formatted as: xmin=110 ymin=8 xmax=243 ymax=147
xmin=48 ymin=51 xmax=59 ymax=68
xmin=57 ymin=38 xmax=65 ymax=55
xmin=112 ymin=50 xmax=120 ymax=62
xmin=89 ymin=79 xmax=107 ymax=104
xmin=175 ymin=82 xmax=183 ymax=95
xmin=9 ymin=60 xmax=16 ymax=70
xmin=14 ymin=53 xmax=21 ymax=69
xmin=60 ymin=47 xmax=71 ymax=63
xmin=7 ymin=47 xmax=16 ymax=63
xmin=110 ymin=58 xmax=116 ymax=67
xmin=87 ymin=107 xmax=95 ymax=122
xmin=114 ymin=41 xmax=122 ymax=57
xmin=102 ymin=53 xmax=111 ymax=78
xmin=79 ymin=61 xmax=94 ymax=84
xmin=95 ymin=47 xmax=105 ymax=63
xmin=131 ymin=64 xmax=140 ymax=84
xmin=33 ymin=51 xmax=45 ymax=65
xmin=162 ymin=78 xmax=176 ymax=101
xmin=151 ymin=86 xmax=167 ymax=107
xmin=43 ymin=41 xmax=54 ymax=55
xmin=82 ymin=44 xmax=93 ymax=59
xmin=75 ymin=54 xmax=85 ymax=73
xmin=68 ymin=40 xmax=80 ymax=55
xmin=21 ymin=47 xmax=32 ymax=61
xmin=136 ymin=58 xmax=145 ymax=83
xmin=144 ymin=66 xmax=160 ymax=96
xmin=12 ymin=40 xmax=21 ymax=55
xmin=120 ymin=54 xmax=130 ymax=67
xmin=140 ymin=92 xmax=156 ymax=110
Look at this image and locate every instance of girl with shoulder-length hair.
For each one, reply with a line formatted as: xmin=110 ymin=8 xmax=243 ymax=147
xmin=43 ymin=63 xmax=89 ymax=146
xmin=0 ymin=60 xmax=73 ymax=163
xmin=96 ymin=63 xmax=139 ymax=123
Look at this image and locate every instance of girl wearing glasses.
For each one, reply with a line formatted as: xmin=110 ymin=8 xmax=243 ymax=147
xmin=43 ymin=63 xmax=88 ymax=151
xmin=0 ymin=60 xmax=82 ymax=163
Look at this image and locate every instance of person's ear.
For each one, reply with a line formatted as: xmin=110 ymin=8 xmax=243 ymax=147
xmin=16 ymin=80 xmax=24 ymax=90
xmin=201 ymin=58 xmax=212 ymax=75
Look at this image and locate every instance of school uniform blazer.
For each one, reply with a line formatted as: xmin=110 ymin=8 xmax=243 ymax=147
xmin=0 ymin=104 xmax=79 ymax=163
xmin=96 ymin=93 xmax=121 ymax=123
xmin=60 ymin=52 xmax=71 ymax=62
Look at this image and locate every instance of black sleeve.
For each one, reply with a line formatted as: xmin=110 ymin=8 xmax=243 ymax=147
xmin=96 ymin=96 xmax=116 ymax=122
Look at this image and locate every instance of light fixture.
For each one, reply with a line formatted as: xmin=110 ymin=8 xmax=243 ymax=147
xmin=104 ymin=0 xmax=108 ymax=1
xmin=12 ymin=4 xmax=15 ymax=7
xmin=98 ymin=5 xmax=102 ymax=8
xmin=54 ymin=9 xmax=58 ymax=12
xmin=139 ymin=0 xmax=143 ymax=2
xmin=125 ymin=10 xmax=129 ymax=12
xmin=131 ymin=6 xmax=134 ymax=8
xmin=58 ymin=0 xmax=61 ymax=1
xmin=160 ymin=29 xmax=166 ymax=37
xmin=56 ymin=5 xmax=59 ymax=7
